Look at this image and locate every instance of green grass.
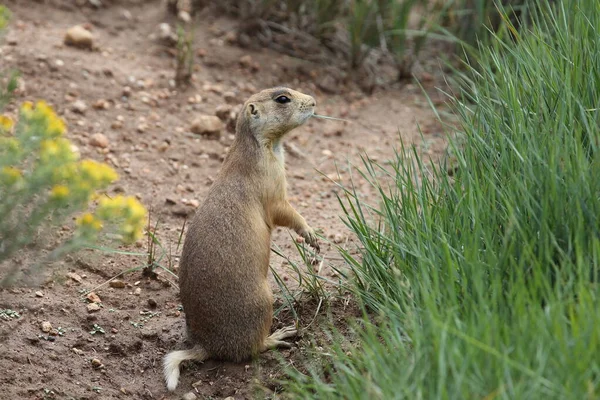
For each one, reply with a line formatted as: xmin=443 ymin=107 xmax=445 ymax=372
xmin=283 ymin=0 xmax=600 ymax=398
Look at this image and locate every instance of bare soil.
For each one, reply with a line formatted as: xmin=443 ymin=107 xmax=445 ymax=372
xmin=0 ymin=1 xmax=449 ymax=399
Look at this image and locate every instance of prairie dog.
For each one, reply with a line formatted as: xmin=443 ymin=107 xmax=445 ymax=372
xmin=163 ymin=87 xmax=320 ymax=391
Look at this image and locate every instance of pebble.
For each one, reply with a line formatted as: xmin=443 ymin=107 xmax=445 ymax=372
xmin=64 ymin=25 xmax=94 ymax=49
xmin=133 ymin=288 xmax=141 ymax=296
xmin=239 ymin=55 xmax=259 ymax=72
xmin=333 ymin=233 xmax=345 ymax=244
xmin=215 ymin=104 xmax=233 ymax=121
xmin=322 ymin=149 xmax=333 ymax=157
xmin=223 ymin=91 xmax=237 ymax=104
xmin=67 ymin=272 xmax=82 ymax=283
xmin=54 ymin=59 xmax=65 ymax=68
xmin=92 ymin=99 xmax=110 ymax=110
xmin=87 ymin=303 xmax=101 ymax=312
xmin=187 ymin=94 xmax=202 ymax=104
xmin=71 ymin=100 xmax=88 ymax=114
xmin=41 ymin=321 xmax=52 ymax=333
xmin=109 ymin=280 xmax=126 ymax=289
xmin=121 ymin=9 xmax=133 ymax=20
xmin=35 ymin=291 xmax=44 ymax=298
xmin=90 ymin=133 xmax=109 ymax=148
xmin=190 ymin=116 xmax=223 ymax=139
xmin=172 ymin=205 xmax=193 ymax=217
xmin=86 ymin=292 xmax=102 ymax=303
xmin=72 ymin=347 xmax=84 ymax=355
xmin=182 ymin=392 xmax=197 ymax=400
xmin=91 ymin=358 xmax=104 ymax=369
xmin=239 ymin=55 xmax=253 ymax=68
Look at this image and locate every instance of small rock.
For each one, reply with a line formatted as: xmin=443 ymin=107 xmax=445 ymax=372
xmin=87 ymin=303 xmax=101 ymax=312
xmin=147 ymin=298 xmax=158 ymax=308
xmin=71 ymin=100 xmax=88 ymax=114
xmin=223 ymin=397 xmax=234 ymax=400
xmin=72 ymin=347 xmax=84 ymax=355
xmin=172 ymin=205 xmax=193 ymax=217
xmin=64 ymin=25 xmax=94 ymax=50
xmin=54 ymin=59 xmax=65 ymax=68
xmin=322 ymin=149 xmax=333 ymax=157
xmin=41 ymin=321 xmax=52 ymax=333
xmin=223 ymin=91 xmax=237 ymax=104
xmin=182 ymin=392 xmax=197 ymax=400
xmin=67 ymin=272 xmax=83 ymax=283
xmin=190 ymin=116 xmax=223 ymax=139
xmin=91 ymin=358 xmax=104 ymax=369
xmin=239 ymin=55 xmax=253 ymax=68
xmin=35 ymin=291 xmax=44 ymax=298
xmin=158 ymin=141 xmax=169 ymax=152
xmin=158 ymin=23 xmax=177 ymax=44
xmin=86 ymin=292 xmax=101 ymax=303
xmin=93 ymin=99 xmax=110 ymax=110
xmin=133 ymin=288 xmax=141 ymax=296
xmin=189 ymin=199 xmax=200 ymax=208
xmin=215 ymin=104 xmax=233 ymax=121
xmin=333 ymin=233 xmax=345 ymax=244
xmin=90 ymin=133 xmax=109 ymax=148
xmin=141 ymin=328 xmax=157 ymax=339
xmin=165 ymin=197 xmax=177 ymax=205
xmin=109 ymin=280 xmax=126 ymax=289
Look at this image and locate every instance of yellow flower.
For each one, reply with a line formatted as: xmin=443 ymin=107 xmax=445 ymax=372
xmin=21 ymin=101 xmax=67 ymax=137
xmin=0 ymin=166 xmax=22 ymax=186
xmin=20 ymin=101 xmax=33 ymax=117
xmin=50 ymin=184 xmax=70 ymax=201
xmin=125 ymin=196 xmax=147 ymax=222
xmin=79 ymin=159 xmax=119 ymax=187
xmin=39 ymin=138 xmax=77 ymax=164
xmin=35 ymin=101 xmax=66 ymax=137
xmin=96 ymin=195 xmax=148 ymax=243
xmin=76 ymin=212 xmax=103 ymax=231
xmin=0 ymin=115 xmax=13 ymax=132
xmin=50 ymin=162 xmax=77 ymax=184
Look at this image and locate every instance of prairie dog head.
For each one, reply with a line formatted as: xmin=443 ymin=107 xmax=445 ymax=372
xmin=236 ymin=87 xmax=316 ymax=143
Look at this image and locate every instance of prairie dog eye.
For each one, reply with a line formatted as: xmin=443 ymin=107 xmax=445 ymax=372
xmin=275 ymin=95 xmax=291 ymax=104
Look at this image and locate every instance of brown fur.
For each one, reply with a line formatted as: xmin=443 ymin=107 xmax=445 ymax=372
xmin=163 ymin=87 xmax=319 ymax=391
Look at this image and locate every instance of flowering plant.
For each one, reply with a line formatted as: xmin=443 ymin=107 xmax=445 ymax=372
xmin=0 ymin=101 xmax=148 ymax=286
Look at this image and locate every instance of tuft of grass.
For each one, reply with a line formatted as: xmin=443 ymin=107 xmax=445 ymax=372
xmin=284 ymin=0 xmax=600 ymax=398
xmin=175 ymin=24 xmax=194 ymax=87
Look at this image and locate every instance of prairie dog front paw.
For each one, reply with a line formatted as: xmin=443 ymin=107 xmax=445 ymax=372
xmin=300 ymin=228 xmax=320 ymax=253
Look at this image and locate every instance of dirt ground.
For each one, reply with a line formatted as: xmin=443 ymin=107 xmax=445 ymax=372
xmin=0 ymin=1 xmax=449 ymax=399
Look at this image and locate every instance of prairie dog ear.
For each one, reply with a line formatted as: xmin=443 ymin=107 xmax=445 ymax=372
xmin=248 ymin=103 xmax=259 ymax=118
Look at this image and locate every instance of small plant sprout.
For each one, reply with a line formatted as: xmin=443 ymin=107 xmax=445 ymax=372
xmin=89 ymin=324 xmax=105 ymax=335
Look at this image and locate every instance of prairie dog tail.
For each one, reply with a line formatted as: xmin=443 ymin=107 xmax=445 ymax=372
xmin=163 ymin=346 xmax=208 ymax=391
